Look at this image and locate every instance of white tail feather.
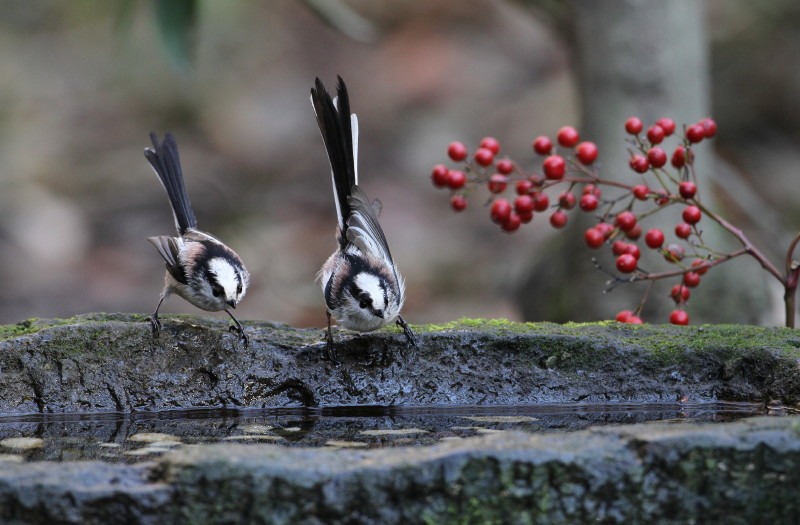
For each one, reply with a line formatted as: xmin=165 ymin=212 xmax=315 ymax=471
xmin=351 ymin=113 xmax=359 ymax=185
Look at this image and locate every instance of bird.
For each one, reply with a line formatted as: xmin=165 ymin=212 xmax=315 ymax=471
xmin=310 ymin=76 xmax=417 ymax=362
xmin=144 ymin=132 xmax=250 ymax=345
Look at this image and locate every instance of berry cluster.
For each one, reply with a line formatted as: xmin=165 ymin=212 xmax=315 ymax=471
xmin=431 ymin=116 xmax=800 ymax=327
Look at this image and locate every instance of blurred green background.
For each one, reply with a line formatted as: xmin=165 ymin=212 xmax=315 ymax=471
xmin=0 ymin=0 xmax=797 ymax=328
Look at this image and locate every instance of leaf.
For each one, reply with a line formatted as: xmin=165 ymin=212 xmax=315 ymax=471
xmin=153 ymin=0 xmax=198 ymax=70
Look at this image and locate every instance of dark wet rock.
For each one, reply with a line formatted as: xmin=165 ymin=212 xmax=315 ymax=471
xmin=1 ymin=416 xmax=799 ymax=524
xmin=1 ymin=313 xmax=800 ymax=414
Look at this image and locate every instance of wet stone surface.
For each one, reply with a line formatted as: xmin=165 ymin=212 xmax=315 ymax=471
xmin=2 ymin=313 xmax=800 ymax=415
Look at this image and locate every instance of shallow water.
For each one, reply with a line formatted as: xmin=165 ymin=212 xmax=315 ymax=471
xmin=0 ymin=402 xmax=787 ymax=463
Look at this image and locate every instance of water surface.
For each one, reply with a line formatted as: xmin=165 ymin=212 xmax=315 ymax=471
xmin=0 ymin=401 xmax=784 ymax=463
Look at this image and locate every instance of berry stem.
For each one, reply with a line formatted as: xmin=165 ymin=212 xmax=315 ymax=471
xmin=635 ymin=248 xmax=748 ymax=281
xmin=783 ymin=232 xmax=800 ymax=329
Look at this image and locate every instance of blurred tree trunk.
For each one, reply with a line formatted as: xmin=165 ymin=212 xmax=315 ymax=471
xmin=516 ymin=0 xmax=775 ymax=324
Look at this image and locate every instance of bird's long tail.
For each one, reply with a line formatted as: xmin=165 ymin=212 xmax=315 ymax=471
xmin=310 ymin=76 xmax=359 ymax=234
xmin=144 ymin=132 xmax=197 ymax=235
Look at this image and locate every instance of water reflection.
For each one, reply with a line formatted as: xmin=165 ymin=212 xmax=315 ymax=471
xmin=0 ymin=402 xmax=776 ymax=463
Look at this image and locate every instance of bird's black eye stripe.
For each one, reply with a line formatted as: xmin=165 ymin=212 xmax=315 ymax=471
xmin=204 ymin=268 xmax=224 ymax=298
xmin=358 ymin=292 xmax=372 ymax=310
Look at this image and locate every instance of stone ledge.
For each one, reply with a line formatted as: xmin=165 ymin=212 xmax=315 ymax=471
xmin=1 ymin=314 xmax=799 ymax=413
xmin=1 ymin=416 xmax=799 ymax=524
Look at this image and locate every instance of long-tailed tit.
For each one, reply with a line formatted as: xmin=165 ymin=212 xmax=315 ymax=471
xmin=310 ymin=77 xmax=417 ymax=362
xmin=144 ymin=132 xmax=250 ymax=345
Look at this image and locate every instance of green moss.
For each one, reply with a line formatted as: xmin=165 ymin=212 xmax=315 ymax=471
xmin=4 ymin=314 xmax=799 ymax=369
xmin=0 ymin=318 xmax=42 ymax=339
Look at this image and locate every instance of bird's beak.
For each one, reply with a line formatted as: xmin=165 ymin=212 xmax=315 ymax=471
xmin=227 ymin=300 xmax=237 ymax=309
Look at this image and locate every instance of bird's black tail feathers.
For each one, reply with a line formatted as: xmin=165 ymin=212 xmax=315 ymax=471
xmin=311 ymin=76 xmax=357 ymax=236
xmin=145 ymin=132 xmax=197 ymax=235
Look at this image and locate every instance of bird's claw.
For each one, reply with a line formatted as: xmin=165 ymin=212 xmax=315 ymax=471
xmin=148 ymin=315 xmax=162 ymax=338
xmin=324 ymin=331 xmax=341 ymax=364
xmin=228 ymin=324 xmax=249 ymax=348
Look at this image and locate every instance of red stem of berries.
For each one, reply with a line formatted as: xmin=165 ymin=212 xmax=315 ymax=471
xmin=432 ymin=119 xmax=800 ymax=328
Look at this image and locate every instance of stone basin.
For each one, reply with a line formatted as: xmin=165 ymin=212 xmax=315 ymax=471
xmin=0 ymin=314 xmax=799 ymax=523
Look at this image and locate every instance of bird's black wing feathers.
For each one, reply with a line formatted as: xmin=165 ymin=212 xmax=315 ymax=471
xmin=147 ymin=235 xmax=188 ymax=284
xmin=145 ymin=132 xmax=197 ymax=235
xmin=311 ymin=76 xmax=357 ymax=242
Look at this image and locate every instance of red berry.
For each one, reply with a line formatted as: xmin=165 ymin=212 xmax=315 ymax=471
xmin=450 ymin=195 xmax=467 ymax=212
xmin=516 ymin=180 xmax=533 ymax=195
xmin=533 ymin=192 xmax=550 ymax=212
xmin=490 ymin=199 xmax=512 ymax=224
xmin=664 ymin=244 xmax=685 ymax=263
xmin=474 ymin=147 xmax=495 ymax=167
xmin=575 ymin=141 xmax=598 ymax=164
xmin=615 ymin=211 xmax=637 ymax=231
xmin=625 ymin=243 xmax=641 ymax=260
xmin=579 ymin=194 xmax=598 ymax=212
xmin=514 ymin=195 xmax=535 ymax=214
xmin=700 ymin=118 xmax=717 ymax=138
xmin=629 ymin=154 xmax=649 ymax=173
xmin=625 ymin=224 xmax=642 ymax=240
xmin=584 ymin=228 xmax=605 ymax=248
xmin=683 ymin=271 xmax=701 ymax=288
xmin=647 ymin=125 xmax=665 ymax=145
xmin=616 ymin=310 xmax=633 ymax=322
xmin=479 ymin=137 xmax=500 ymax=155
xmin=632 ymin=184 xmax=650 ymax=200
xmin=670 ymin=284 xmax=690 ymax=303
xmin=487 ymin=174 xmax=508 ymax=194
xmin=518 ymin=210 xmax=534 ymax=224
xmin=612 ymin=240 xmax=628 ymax=256
xmin=669 ymin=310 xmax=690 ymax=325
xmin=550 ymin=210 xmax=568 ymax=228
xmin=679 ymin=181 xmax=697 ymax=199
xmin=686 ymin=124 xmax=705 ymax=143
xmin=645 ymin=229 xmax=665 ymax=249
xmin=691 ymin=259 xmax=710 ymax=275
xmin=431 ymin=164 xmax=450 ymax=187
xmin=496 ymin=159 xmax=514 ymax=175
xmin=656 ymin=118 xmax=676 ymax=136
xmin=625 ymin=117 xmax=643 ymax=135
xmin=448 ymin=142 xmax=468 ymax=162
xmin=501 ymin=213 xmax=521 ymax=232
xmin=682 ymin=205 xmax=702 ymax=224
xmin=672 ymin=146 xmax=686 ymax=168
xmin=558 ymin=191 xmax=576 ymax=209
xmin=447 ymin=169 xmax=466 ymax=189
xmin=616 ymin=253 xmax=637 ymax=273
xmin=627 ymin=315 xmax=643 ymax=324
xmin=543 ymin=155 xmax=566 ymax=180
xmin=583 ymin=184 xmax=601 ymax=198
xmin=557 ymin=126 xmax=580 ymax=147
xmin=595 ymin=222 xmax=614 ymax=238
xmin=533 ymin=136 xmax=553 ymax=155
xmin=675 ymin=222 xmax=692 ymax=239
xmin=647 ymin=147 xmax=667 ymax=168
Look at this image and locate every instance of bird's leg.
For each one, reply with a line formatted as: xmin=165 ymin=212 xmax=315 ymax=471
xmin=148 ymin=294 xmax=165 ymax=337
xmin=325 ymin=310 xmax=341 ymax=364
xmin=396 ymin=315 xmax=418 ymax=347
xmin=225 ymin=309 xmax=249 ymax=347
